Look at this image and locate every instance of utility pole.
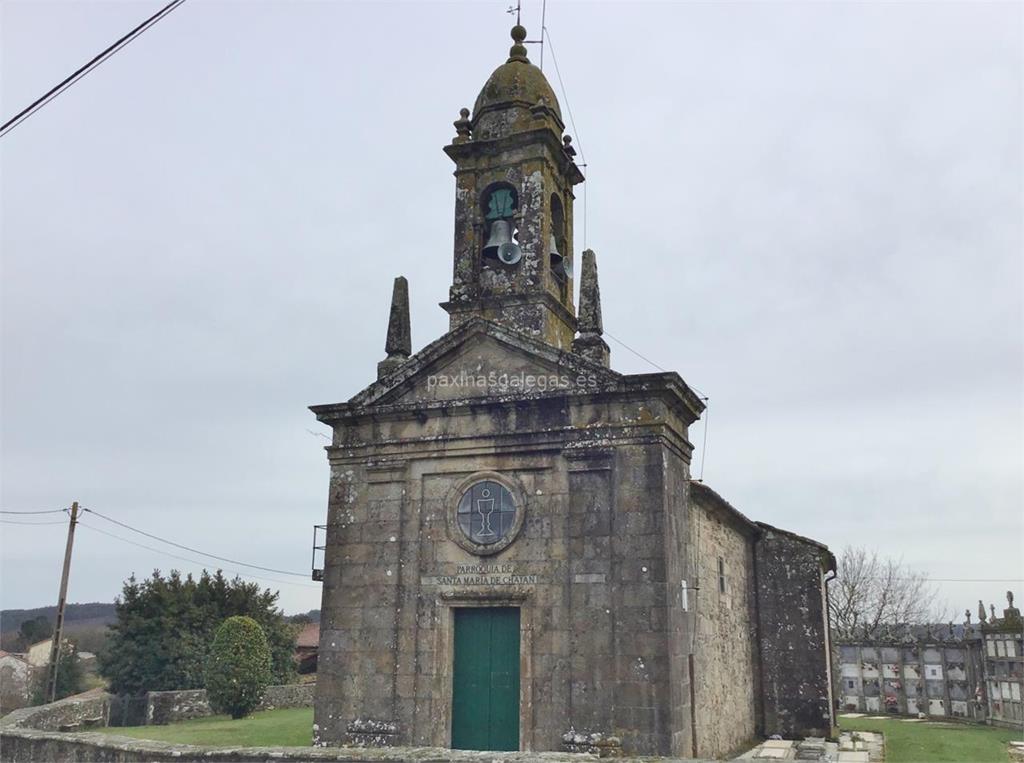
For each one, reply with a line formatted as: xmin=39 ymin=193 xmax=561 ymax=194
xmin=46 ymin=501 xmax=79 ymax=703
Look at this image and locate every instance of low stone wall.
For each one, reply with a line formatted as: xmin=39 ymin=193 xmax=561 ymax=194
xmin=0 ymin=691 xmax=109 ymax=733
xmin=145 ymin=689 xmax=209 ymax=726
xmin=0 ymin=691 xmax=612 ymax=763
xmin=146 ymin=683 xmax=315 ymax=725
xmin=259 ymin=682 xmax=315 ymax=711
xmin=0 ymin=729 xmax=603 ymax=763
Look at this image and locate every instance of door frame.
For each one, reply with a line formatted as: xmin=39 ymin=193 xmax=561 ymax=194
xmin=436 ymin=590 xmax=533 ymax=751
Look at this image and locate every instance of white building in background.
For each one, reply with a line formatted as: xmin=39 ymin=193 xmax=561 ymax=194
xmin=25 ymin=639 xmax=50 ymax=668
xmin=837 ymin=593 xmax=1024 ymax=729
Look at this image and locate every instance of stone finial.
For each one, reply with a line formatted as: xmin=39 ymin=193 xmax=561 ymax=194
xmin=453 ymin=107 xmax=472 ymax=143
xmin=377 ymin=276 xmax=411 ymax=379
xmin=508 ymin=25 xmax=529 ymax=63
xmin=578 ymin=249 xmax=603 ymax=334
xmin=1006 ymin=590 xmax=1021 ymax=621
xmin=572 ymin=249 xmax=610 ymax=367
xmin=965 ymin=609 xmax=971 ymax=625
xmin=978 ymin=600 xmax=987 ymax=623
xmin=990 ymin=603 xmax=997 ymax=621
xmin=562 ymin=135 xmax=577 ymax=159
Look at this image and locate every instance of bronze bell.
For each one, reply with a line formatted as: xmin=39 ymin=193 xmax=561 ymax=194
xmin=549 ymin=234 xmax=571 ymax=279
xmin=483 ymin=220 xmax=513 ymax=259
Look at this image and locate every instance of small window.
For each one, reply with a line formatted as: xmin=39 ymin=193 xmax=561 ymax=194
xmin=482 ymin=184 xmax=517 ymax=221
xmin=847 ymin=679 xmax=856 ymax=689
xmin=717 ymin=557 xmax=726 ymax=593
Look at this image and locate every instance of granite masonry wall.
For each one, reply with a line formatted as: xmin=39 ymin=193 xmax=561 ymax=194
xmin=313 ymin=319 xmax=837 ymax=755
xmin=690 ymin=491 xmax=758 ymax=759
xmin=313 ymin=335 xmax=706 ymax=757
xmin=754 ymin=525 xmax=836 ymax=739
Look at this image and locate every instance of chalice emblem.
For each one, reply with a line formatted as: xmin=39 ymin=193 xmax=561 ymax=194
xmin=475 ymin=487 xmax=497 ymax=538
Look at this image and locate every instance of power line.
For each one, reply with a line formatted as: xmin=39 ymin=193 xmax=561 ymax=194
xmin=833 ymin=574 xmax=1024 ymax=584
xmin=603 ymin=330 xmax=710 ymax=400
xmin=80 ymin=507 xmax=309 ymax=578
xmin=697 ymin=402 xmax=709 ymax=483
xmin=0 ymin=508 xmax=69 ymax=515
xmin=542 ymin=27 xmax=589 ymax=249
xmin=542 ymin=28 xmax=586 ymax=167
xmin=0 ymin=0 xmax=186 ymax=138
xmin=78 ymin=521 xmax=319 ymax=590
xmin=602 ymin=330 xmax=712 ymax=480
xmin=605 ymin=330 xmax=668 ymax=373
xmin=539 ymin=0 xmax=548 ymax=70
xmin=0 ymin=518 xmax=69 ymax=526
xmin=893 ymin=578 xmax=1024 ymax=584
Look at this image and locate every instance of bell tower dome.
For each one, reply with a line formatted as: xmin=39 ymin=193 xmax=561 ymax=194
xmin=442 ymin=25 xmax=585 ymax=351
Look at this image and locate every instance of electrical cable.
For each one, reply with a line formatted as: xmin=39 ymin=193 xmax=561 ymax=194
xmin=0 ymin=518 xmax=69 ymax=526
xmin=542 ymin=28 xmax=586 ymax=167
xmin=77 ymin=521 xmax=319 ymax=590
xmin=603 ymin=331 xmax=710 ymax=399
xmin=80 ymin=507 xmax=308 ymax=577
xmin=0 ymin=508 xmax=69 ymax=515
xmin=539 ymin=0 xmax=547 ymax=71
xmin=697 ymin=402 xmax=709 ymax=482
xmin=602 ymin=330 xmax=711 ymax=479
xmin=603 ymin=330 xmax=667 ymax=372
xmin=543 ymin=27 xmax=589 ymax=248
xmin=0 ymin=0 xmax=186 ymax=138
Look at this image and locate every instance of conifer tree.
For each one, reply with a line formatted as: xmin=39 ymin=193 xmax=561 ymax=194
xmin=99 ymin=570 xmax=296 ymax=695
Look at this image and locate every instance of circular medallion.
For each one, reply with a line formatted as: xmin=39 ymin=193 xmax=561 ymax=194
xmin=457 ymin=481 xmax=516 ymax=545
xmin=448 ymin=475 xmax=525 ymax=556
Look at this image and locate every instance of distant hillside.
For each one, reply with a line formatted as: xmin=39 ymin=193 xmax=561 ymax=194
xmin=0 ymin=602 xmax=116 ymax=635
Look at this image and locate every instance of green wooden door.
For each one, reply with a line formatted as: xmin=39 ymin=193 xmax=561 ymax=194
xmin=451 ymin=607 xmax=520 ymax=751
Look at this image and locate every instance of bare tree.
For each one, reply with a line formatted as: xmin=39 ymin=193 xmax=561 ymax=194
xmin=829 ymin=545 xmax=944 ymax=640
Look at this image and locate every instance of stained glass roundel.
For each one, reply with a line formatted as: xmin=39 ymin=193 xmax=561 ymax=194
xmin=456 ymin=481 xmax=517 ymax=546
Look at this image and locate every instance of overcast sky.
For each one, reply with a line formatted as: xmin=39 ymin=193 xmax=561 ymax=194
xmin=1 ymin=1 xmax=1021 ymax=619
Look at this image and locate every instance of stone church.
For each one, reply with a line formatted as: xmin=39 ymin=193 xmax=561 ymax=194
xmin=311 ymin=25 xmax=836 ymax=759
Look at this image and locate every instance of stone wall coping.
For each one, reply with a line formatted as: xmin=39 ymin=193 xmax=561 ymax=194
xmin=835 ymin=637 xmax=981 ymax=646
xmin=0 ymin=727 xmax=610 ymax=762
xmin=0 ymin=689 xmax=107 ymax=729
xmin=756 ymin=521 xmax=837 ymax=571
xmin=311 ymin=316 xmax=704 ymax=424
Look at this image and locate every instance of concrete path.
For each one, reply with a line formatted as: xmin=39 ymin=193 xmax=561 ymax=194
xmin=736 ymin=730 xmax=884 ymax=763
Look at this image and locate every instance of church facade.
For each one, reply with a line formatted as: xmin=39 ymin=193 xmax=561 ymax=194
xmin=311 ymin=26 xmax=836 ymax=758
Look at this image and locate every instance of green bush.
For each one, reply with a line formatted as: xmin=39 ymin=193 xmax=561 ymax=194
xmin=204 ymin=616 xmax=272 ymax=719
xmin=99 ymin=570 xmax=297 ymax=695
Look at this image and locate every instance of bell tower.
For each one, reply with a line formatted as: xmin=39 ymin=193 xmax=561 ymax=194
xmin=442 ymin=25 xmax=585 ymax=351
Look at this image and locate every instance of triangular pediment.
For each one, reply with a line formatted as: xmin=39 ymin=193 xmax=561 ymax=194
xmin=349 ymin=318 xmax=620 ymax=408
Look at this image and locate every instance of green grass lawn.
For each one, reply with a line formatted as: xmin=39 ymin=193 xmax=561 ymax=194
xmin=100 ymin=707 xmax=313 ymax=747
xmin=840 ymin=715 xmax=1022 ymax=763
